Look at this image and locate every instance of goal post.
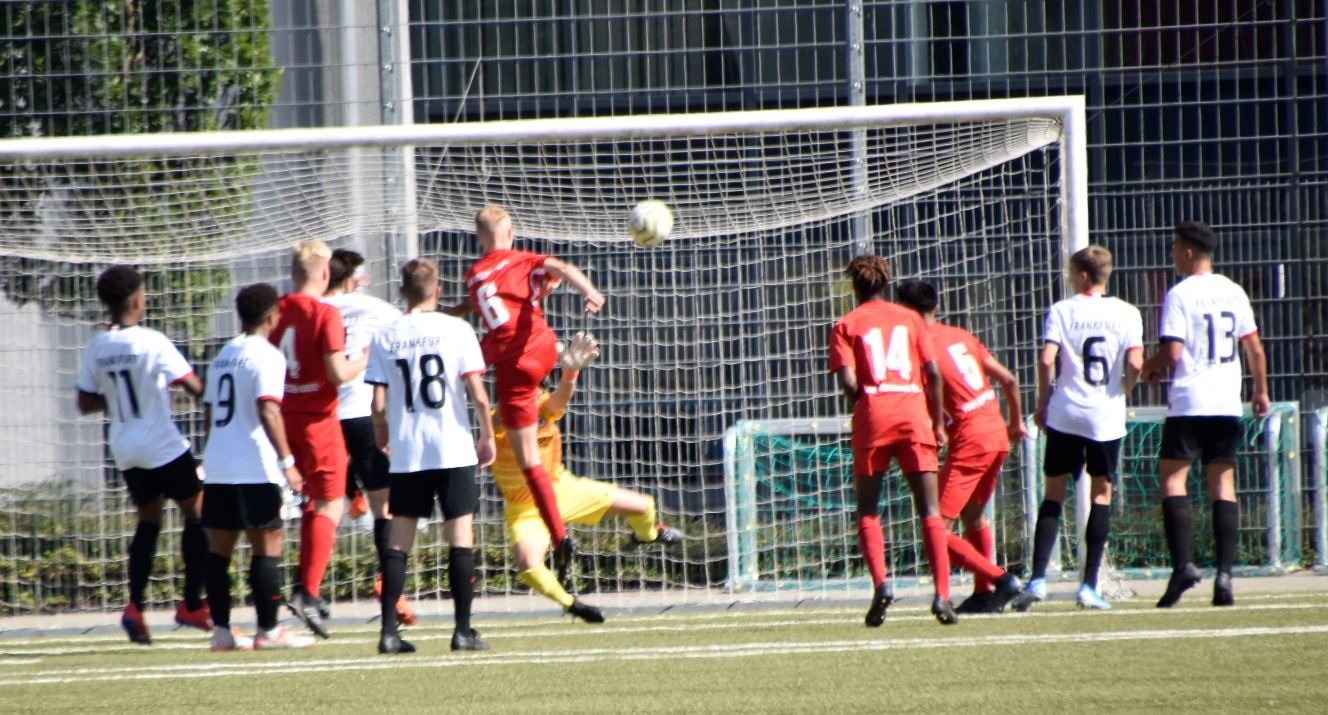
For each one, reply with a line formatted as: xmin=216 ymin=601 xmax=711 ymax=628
xmin=0 ymin=96 xmax=1088 ymax=613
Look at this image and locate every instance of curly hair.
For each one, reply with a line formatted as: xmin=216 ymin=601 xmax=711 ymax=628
xmin=845 ymin=254 xmax=891 ymax=301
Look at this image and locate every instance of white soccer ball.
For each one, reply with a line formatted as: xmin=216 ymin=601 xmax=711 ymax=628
xmin=628 ymin=199 xmax=674 ymax=247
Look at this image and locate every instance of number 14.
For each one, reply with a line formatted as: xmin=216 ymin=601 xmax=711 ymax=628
xmin=862 ymin=326 xmax=912 ymax=382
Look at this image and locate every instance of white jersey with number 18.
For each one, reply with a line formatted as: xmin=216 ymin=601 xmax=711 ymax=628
xmin=75 ymin=325 xmax=194 ymax=470
xmin=1159 ymin=272 xmax=1257 ymax=418
xmin=365 ymin=311 xmax=486 ymax=473
xmin=1043 ymin=293 xmax=1144 ymax=441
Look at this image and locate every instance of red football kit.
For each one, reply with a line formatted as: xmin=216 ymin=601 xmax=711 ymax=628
xmin=269 ymin=292 xmax=348 ymax=500
xmin=465 ymin=248 xmax=559 ymax=429
xmin=828 ymin=300 xmax=938 ymax=476
xmin=928 ymin=322 xmax=1010 ymax=520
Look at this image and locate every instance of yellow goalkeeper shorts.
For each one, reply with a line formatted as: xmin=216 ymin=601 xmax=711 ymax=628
xmin=504 ymin=475 xmax=616 ymax=547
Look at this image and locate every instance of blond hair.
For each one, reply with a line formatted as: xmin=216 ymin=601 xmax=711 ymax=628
xmin=1069 ymin=245 xmax=1113 ymax=286
xmin=399 ymin=257 xmax=439 ymax=306
xmin=291 ymin=240 xmax=332 ymax=280
xmin=474 ymin=204 xmax=511 ymax=238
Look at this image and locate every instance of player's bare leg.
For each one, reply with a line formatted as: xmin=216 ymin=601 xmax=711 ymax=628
xmin=1157 ymin=458 xmax=1201 ymax=607
xmin=509 ymin=425 xmax=575 ymax=582
xmin=1206 ymin=462 xmax=1238 ymax=606
xmin=905 ymin=471 xmax=957 ymax=624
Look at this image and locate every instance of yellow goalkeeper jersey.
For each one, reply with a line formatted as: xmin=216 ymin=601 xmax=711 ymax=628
xmin=491 ymin=392 xmax=573 ymax=504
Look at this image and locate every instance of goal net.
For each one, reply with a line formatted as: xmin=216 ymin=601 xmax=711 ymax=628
xmin=0 ymin=97 xmax=1083 ymax=614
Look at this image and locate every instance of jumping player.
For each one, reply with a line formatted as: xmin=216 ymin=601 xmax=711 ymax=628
xmin=829 ymin=255 xmax=955 ymax=626
xmin=449 ymin=204 xmax=604 ymax=583
xmin=367 ymin=258 xmax=496 ymax=654
xmin=75 ymin=265 xmax=211 ymax=644
xmin=1142 ymin=221 xmax=1269 ymax=608
xmin=894 ymin=280 xmax=1025 ymax=615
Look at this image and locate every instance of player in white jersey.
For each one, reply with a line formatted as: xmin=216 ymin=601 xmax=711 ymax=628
xmin=75 ymin=265 xmax=212 ymax=644
xmin=365 ymin=257 xmax=496 ymax=655
xmin=200 ymin=283 xmax=313 ymax=651
xmin=1142 ymin=221 xmax=1270 ymax=608
xmin=1012 ymin=246 xmax=1143 ymax=612
xmin=321 ymin=249 xmax=414 ymax=625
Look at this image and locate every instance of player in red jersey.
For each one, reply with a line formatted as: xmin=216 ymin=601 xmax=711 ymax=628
xmin=448 ymin=204 xmax=604 ymax=583
xmin=269 ymin=240 xmax=368 ymax=637
xmin=896 ymin=280 xmax=1026 ymax=614
xmin=829 ymin=255 xmax=955 ymax=626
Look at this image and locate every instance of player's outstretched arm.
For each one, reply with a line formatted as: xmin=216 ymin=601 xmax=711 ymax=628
xmin=546 ymin=331 xmax=599 ymax=417
xmin=1240 ymin=333 xmax=1271 ymax=417
xmin=464 ymin=373 xmax=496 ymax=468
xmin=983 ymin=354 xmax=1028 ymax=442
xmin=75 ymin=389 xmax=108 ymax=416
xmin=543 ymin=257 xmax=605 ymax=315
xmin=324 ymin=347 xmax=368 ymax=387
xmin=1034 ymin=342 xmax=1058 ymax=430
xmin=923 ymin=359 xmax=948 ymax=448
xmin=258 ymin=399 xmax=303 ymax=494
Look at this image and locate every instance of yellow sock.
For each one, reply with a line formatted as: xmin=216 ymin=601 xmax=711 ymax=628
xmin=626 ymin=496 xmax=659 ymax=543
xmin=517 ymin=566 xmax=575 ymax=609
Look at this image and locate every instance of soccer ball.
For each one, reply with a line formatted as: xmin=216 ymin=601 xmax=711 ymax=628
xmin=628 ymin=199 xmax=674 ymax=247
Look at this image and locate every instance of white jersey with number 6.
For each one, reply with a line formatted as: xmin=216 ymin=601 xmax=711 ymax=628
xmin=321 ymin=292 xmax=402 ymax=420
xmin=365 ymin=311 xmax=486 ymax=472
xmin=75 ymin=325 xmax=194 ymax=470
xmin=1159 ymin=272 xmax=1257 ymax=418
xmin=202 ymin=334 xmax=288 ymax=486
xmin=1043 ymin=293 xmax=1144 ymax=441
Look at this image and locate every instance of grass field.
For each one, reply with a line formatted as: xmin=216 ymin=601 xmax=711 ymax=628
xmin=4 ymin=585 xmax=1328 ymax=714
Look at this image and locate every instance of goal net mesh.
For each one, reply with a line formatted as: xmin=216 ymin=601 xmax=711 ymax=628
xmin=0 ymin=106 xmax=1067 ymax=613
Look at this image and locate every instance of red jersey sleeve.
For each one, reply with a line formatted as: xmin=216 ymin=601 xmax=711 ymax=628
xmin=828 ymin=321 xmax=853 ymax=373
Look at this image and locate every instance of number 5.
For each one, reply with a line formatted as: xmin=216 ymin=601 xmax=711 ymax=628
xmin=946 ymin=343 xmax=985 ymax=390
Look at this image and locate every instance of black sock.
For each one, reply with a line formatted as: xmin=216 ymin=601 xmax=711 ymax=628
xmin=449 ymin=547 xmax=476 ymax=634
xmin=249 ymin=555 xmax=282 ymax=631
xmin=1213 ymin=500 xmax=1239 ymax=576
xmin=181 ymin=519 xmax=208 ymax=610
xmin=373 ymin=518 xmax=391 ymax=568
xmin=205 ymin=552 xmax=232 ymax=628
xmin=381 ymin=549 xmax=407 ymax=636
xmin=128 ymin=522 xmax=161 ymax=609
xmin=1082 ymin=504 xmax=1111 ymax=589
xmin=1162 ymin=496 xmax=1192 ymax=572
xmin=1031 ymin=500 xmax=1062 ymax=581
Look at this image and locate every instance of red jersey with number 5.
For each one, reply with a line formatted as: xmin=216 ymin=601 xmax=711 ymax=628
xmin=928 ymin=322 xmax=1007 ymax=454
xmin=829 ymin=300 xmax=936 ymax=450
xmin=465 ymin=248 xmax=556 ymax=365
xmin=269 ymin=292 xmax=346 ymax=417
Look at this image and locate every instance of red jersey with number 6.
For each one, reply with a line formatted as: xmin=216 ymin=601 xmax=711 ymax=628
xmin=927 ymin=322 xmax=1007 ymax=455
xmin=465 ymin=248 xmax=556 ymax=365
xmin=269 ymin=292 xmax=346 ymax=417
xmin=829 ymin=300 xmax=936 ymax=451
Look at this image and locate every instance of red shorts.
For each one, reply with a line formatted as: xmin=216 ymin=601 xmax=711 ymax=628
xmin=284 ymin=412 xmax=348 ymax=501
xmin=938 ymin=449 xmax=1008 ymax=520
xmin=493 ymin=338 xmax=558 ymax=430
xmin=854 ymin=441 xmax=938 ymax=477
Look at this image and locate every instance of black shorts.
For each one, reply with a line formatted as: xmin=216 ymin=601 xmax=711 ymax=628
xmin=1160 ymin=416 xmax=1241 ymax=465
xmin=388 ymin=466 xmax=479 ymax=520
xmin=122 ymin=450 xmax=202 ymax=507
xmin=342 ymin=417 xmax=390 ymax=493
xmin=1043 ymin=427 xmax=1122 ymax=480
xmin=202 ymin=483 xmax=284 ymax=530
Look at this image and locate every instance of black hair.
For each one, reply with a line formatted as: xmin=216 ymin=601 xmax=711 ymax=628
xmin=329 ymin=249 xmax=365 ymax=290
xmin=96 ymin=265 xmax=144 ymax=317
xmin=1174 ymin=221 xmax=1217 ymax=255
xmin=236 ymin=283 xmax=280 ymax=331
xmin=894 ymin=279 xmax=939 ymax=314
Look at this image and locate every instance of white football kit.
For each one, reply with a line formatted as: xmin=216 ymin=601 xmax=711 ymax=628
xmin=365 ymin=311 xmax=487 ymax=473
xmin=321 ymin=291 xmax=402 ymax=420
xmin=76 ymin=325 xmax=194 ymax=470
xmin=1043 ymin=293 xmax=1144 ymax=441
xmin=1159 ymin=272 xmax=1258 ymax=418
xmin=202 ymin=334 xmax=288 ymax=485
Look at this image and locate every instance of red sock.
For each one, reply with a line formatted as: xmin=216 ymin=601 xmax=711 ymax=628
xmin=947 ymin=532 xmax=1004 ymax=585
xmin=857 ymin=515 xmax=887 ymax=587
xmin=301 ymin=513 xmax=337 ymax=594
xmin=965 ymin=524 xmax=995 ymax=593
xmin=522 ymin=466 xmax=566 ymax=544
xmin=921 ymin=515 xmax=951 ymax=600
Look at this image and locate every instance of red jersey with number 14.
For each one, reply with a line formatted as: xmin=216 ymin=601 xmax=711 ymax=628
xmin=828 ymin=300 xmax=936 ymax=451
xmin=465 ymin=248 xmax=556 ymax=365
xmin=269 ymin=292 xmax=346 ymax=417
xmin=928 ymin=322 xmax=1008 ymax=455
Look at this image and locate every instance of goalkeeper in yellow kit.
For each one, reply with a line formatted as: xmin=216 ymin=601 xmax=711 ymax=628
xmin=492 ymin=331 xmax=683 ymax=623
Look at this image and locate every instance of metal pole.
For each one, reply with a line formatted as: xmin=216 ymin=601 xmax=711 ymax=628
xmin=846 ymin=0 xmax=869 ymax=256
xmin=378 ymin=0 xmax=419 ymax=278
